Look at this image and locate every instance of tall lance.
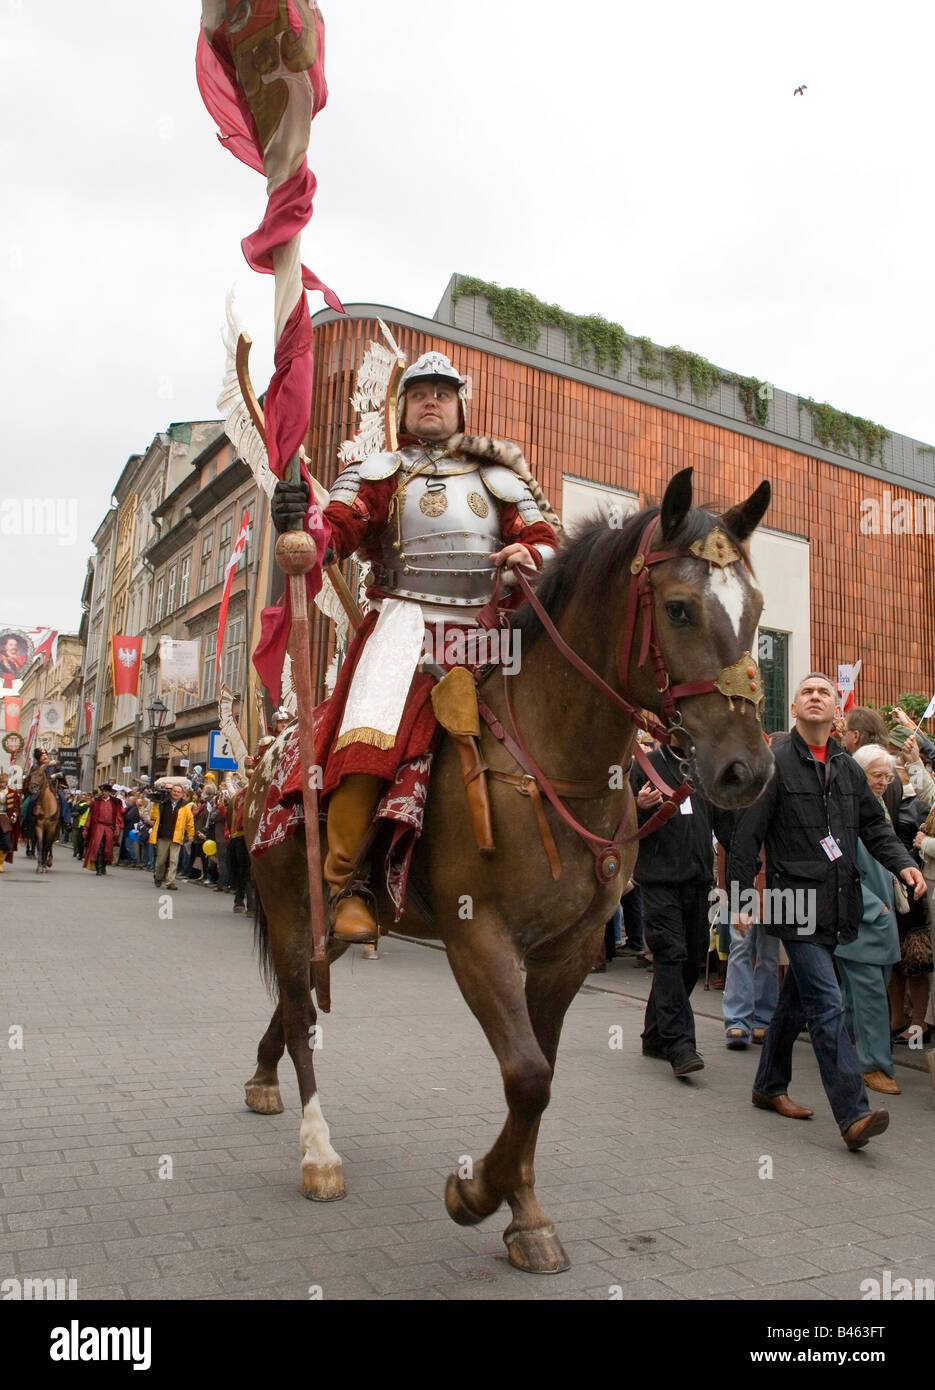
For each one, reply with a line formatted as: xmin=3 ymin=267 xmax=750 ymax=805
xmin=197 ymin=0 xmax=344 ymax=1010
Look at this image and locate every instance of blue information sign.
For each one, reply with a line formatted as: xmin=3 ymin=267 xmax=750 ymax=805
xmin=208 ymin=730 xmax=239 ymax=771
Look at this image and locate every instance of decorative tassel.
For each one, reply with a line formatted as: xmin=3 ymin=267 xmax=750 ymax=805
xmin=333 ymin=727 xmax=397 ymax=753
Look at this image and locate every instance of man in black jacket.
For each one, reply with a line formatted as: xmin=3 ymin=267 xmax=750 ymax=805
xmin=728 ymin=672 xmax=925 ymax=1150
xmin=632 ymin=744 xmax=735 ymax=1077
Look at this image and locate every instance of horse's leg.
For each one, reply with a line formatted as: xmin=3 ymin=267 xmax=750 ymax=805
xmin=443 ymin=927 xmax=568 ymax=1274
xmin=244 ymin=1002 xmax=285 ymax=1114
xmin=251 ymin=849 xmax=346 ymax=1202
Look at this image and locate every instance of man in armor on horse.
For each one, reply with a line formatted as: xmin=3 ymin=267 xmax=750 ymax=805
xmin=22 ymin=748 xmax=73 ymax=849
xmin=270 ymin=351 xmax=559 ymax=942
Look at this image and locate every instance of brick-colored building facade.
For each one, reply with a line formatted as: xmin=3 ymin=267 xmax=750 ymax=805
xmin=307 ymin=280 xmax=935 ymax=722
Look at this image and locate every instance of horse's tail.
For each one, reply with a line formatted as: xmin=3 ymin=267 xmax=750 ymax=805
xmin=253 ymin=890 xmax=278 ymax=997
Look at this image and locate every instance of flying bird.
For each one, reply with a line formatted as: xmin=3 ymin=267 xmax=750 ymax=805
xmin=794 ymin=84 xmax=807 ymax=96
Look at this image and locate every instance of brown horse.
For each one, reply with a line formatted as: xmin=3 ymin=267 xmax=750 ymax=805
xmin=32 ymin=772 xmax=60 ymax=874
xmin=243 ymin=469 xmax=776 ymax=1274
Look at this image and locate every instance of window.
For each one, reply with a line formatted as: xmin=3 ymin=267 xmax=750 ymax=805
xmin=216 ymin=515 xmax=233 ymax=586
xmin=220 ymin=616 xmax=245 ymax=694
xmin=198 ymin=532 xmax=214 ymax=594
xmin=201 ymin=629 xmax=218 ymax=706
xmin=759 ymin=628 xmax=789 ymax=735
xmin=236 ymin=518 xmax=249 ymax=573
xmin=152 ymin=577 xmax=165 ymax=625
xmin=178 ymin=552 xmax=191 ymax=607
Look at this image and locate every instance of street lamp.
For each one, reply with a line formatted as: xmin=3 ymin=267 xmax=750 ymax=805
xmin=147 ymin=698 xmax=168 ymax=780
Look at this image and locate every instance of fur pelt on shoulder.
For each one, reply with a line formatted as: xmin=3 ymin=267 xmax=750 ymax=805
xmin=452 ymin=433 xmax=562 ymax=533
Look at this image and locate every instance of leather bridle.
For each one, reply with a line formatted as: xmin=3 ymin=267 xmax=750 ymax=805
xmin=476 ymin=514 xmax=765 ymax=885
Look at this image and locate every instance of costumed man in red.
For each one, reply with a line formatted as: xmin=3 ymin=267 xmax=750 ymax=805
xmin=269 ymin=352 xmax=559 ymax=943
xmin=0 ymin=770 xmax=21 ymax=871
xmin=84 ymin=783 xmax=124 ymax=876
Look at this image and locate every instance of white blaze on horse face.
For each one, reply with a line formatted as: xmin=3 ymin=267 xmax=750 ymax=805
xmin=706 ymin=564 xmax=748 ymax=640
xmin=300 ymin=1094 xmax=341 ymax=1167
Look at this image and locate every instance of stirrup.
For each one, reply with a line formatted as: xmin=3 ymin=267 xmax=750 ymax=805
xmin=329 ymin=883 xmax=379 ymax=944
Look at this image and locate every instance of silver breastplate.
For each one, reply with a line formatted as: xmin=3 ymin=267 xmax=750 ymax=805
xmin=376 ymin=455 xmax=502 ymax=609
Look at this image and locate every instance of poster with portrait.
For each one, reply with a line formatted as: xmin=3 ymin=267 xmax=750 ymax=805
xmin=0 ymin=628 xmax=33 ymax=686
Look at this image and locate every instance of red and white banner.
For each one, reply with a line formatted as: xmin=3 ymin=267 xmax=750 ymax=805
xmin=23 ymin=704 xmax=41 ymax=761
xmin=3 ymin=695 xmax=22 ymax=732
xmin=84 ymin=700 xmax=96 ymax=740
xmin=111 ymin=636 xmax=143 ymax=697
xmin=217 ymin=511 xmax=250 ymax=679
xmin=837 ymin=660 xmax=862 ymax=715
xmin=197 ymin=2 xmax=336 ymax=702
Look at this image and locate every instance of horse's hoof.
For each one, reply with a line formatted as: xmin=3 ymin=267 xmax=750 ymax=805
xmin=244 ymin=1082 xmax=284 ymax=1115
xmin=504 ymin=1224 xmax=570 ymax=1274
xmin=301 ymin=1161 xmax=346 ymax=1201
xmin=445 ymin=1173 xmax=496 ymax=1227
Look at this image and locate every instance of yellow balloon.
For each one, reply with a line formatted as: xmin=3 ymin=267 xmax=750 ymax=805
xmin=202 ymin=839 xmax=218 ymax=857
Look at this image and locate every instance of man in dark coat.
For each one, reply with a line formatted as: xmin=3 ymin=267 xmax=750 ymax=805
xmin=728 ymin=672 xmax=925 ymax=1150
xmin=632 ymin=744 xmax=735 ymax=1076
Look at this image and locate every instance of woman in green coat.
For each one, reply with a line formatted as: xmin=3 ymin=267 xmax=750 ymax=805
xmin=836 ymin=745 xmax=902 ymax=1094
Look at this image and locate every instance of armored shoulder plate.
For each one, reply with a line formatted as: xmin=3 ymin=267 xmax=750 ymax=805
xmin=358 ymin=451 xmax=403 ymax=481
xmin=480 ymin=465 xmax=545 ymax=526
xmin=329 ymin=452 xmax=400 ymax=507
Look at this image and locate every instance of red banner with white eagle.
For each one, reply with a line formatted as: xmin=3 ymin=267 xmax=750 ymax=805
xmin=111 ymin=636 xmax=143 ymax=698
xmin=3 ymin=695 xmax=22 ymax=732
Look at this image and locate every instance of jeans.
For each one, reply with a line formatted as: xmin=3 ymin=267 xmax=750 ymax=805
xmin=641 ymin=880 xmax=710 ymax=1061
xmin=722 ymin=923 xmax=780 ymax=1036
xmin=125 ymin=838 xmax=140 ymax=866
xmin=754 ymin=939 xmax=870 ymax=1132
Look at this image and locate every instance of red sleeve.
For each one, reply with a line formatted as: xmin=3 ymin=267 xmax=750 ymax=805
xmin=324 ymin=477 xmax=396 ymax=564
xmin=500 ymin=506 xmax=558 ymax=569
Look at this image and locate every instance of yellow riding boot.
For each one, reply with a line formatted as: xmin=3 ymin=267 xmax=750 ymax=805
xmin=0 ymin=850 xmax=5 ymax=872
xmin=324 ymin=774 xmax=383 ymax=943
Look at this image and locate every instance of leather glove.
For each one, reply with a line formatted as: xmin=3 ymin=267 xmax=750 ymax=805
xmin=271 ymin=479 xmax=309 ymax=534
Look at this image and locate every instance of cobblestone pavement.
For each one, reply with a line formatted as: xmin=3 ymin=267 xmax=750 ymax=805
xmin=2 ymin=852 xmax=935 ymax=1302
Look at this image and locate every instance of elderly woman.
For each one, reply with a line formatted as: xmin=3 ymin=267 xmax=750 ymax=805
xmin=834 ymin=745 xmax=902 ymax=1094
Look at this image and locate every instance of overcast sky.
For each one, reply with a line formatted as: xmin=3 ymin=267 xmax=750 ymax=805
xmin=2 ymin=0 xmax=932 ymax=634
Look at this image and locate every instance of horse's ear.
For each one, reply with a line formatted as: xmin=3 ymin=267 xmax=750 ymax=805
xmin=660 ymin=468 xmax=694 ymax=541
xmin=722 ymin=480 xmax=771 ymax=541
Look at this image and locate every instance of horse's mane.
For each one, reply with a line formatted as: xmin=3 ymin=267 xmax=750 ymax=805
xmin=512 ymin=501 xmax=738 ymax=650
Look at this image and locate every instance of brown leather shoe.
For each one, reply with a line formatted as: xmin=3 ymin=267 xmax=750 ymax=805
xmin=842 ymin=1108 xmax=889 ymax=1150
xmin=332 ymin=893 xmax=377 ymax=944
xmin=752 ymin=1091 xmax=814 ymax=1119
xmin=863 ymin=1070 xmax=901 ymax=1095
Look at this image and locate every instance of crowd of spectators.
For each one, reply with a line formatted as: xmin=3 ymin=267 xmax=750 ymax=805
xmin=596 ymin=695 xmax=935 ymax=1115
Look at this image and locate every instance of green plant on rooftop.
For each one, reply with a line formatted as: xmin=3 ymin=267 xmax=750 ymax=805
xmin=453 ymin=276 xmax=777 ymax=428
xmin=797 ymin=397 xmax=889 ymax=465
xmin=451 ymin=276 xmax=628 ymax=373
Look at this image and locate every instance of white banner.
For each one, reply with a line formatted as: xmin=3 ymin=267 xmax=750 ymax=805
xmin=38 ymin=700 xmax=66 ymax=736
xmin=159 ymin=637 xmax=200 ymax=698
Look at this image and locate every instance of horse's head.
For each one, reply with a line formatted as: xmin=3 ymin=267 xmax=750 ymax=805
xmin=627 ymin=468 xmax=774 ymax=809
